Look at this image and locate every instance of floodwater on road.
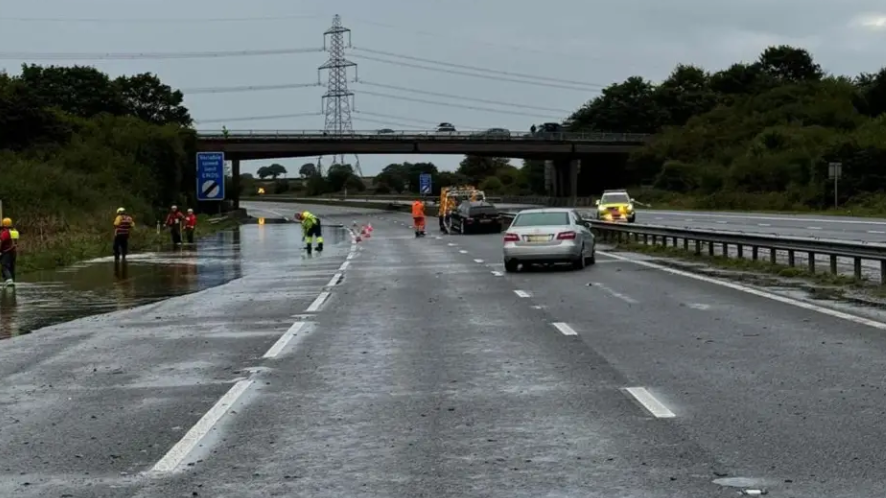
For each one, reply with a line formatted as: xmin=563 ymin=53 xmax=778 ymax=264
xmin=0 ymin=221 xmax=348 ymax=340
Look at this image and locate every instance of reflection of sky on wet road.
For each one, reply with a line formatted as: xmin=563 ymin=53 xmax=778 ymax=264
xmin=0 ymin=223 xmax=347 ymax=340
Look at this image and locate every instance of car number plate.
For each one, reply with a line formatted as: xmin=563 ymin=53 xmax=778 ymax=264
xmin=527 ymin=235 xmax=547 ymax=242
xmin=480 ymin=219 xmax=491 ymax=223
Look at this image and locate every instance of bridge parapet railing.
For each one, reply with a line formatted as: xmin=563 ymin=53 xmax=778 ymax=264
xmin=196 ymin=129 xmax=652 ymax=142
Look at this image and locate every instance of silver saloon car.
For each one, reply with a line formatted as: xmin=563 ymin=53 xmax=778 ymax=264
xmin=502 ymin=208 xmax=596 ymax=272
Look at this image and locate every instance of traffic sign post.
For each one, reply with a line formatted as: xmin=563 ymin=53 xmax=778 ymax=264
xmin=419 ymin=174 xmax=432 ymax=195
xmin=828 ymin=162 xmax=842 ymax=208
xmin=196 ymin=152 xmax=226 ymax=201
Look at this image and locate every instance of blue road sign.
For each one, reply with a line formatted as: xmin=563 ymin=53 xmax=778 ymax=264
xmin=196 ymin=152 xmax=226 ymax=201
xmin=419 ymin=173 xmax=432 ymax=195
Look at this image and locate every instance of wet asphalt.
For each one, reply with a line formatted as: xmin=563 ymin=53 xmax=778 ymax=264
xmin=347 ymin=198 xmax=886 ymax=242
xmin=1 ymin=202 xmax=886 ymax=496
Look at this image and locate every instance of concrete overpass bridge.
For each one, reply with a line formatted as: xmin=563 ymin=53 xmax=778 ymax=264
xmin=196 ymin=130 xmax=653 ymax=207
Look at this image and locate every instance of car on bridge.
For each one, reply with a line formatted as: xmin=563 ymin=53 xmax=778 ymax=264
xmin=472 ymin=128 xmax=511 ymax=138
xmin=436 ymin=122 xmax=456 ymax=132
xmin=450 ymin=200 xmax=504 ymax=234
xmin=594 ymin=189 xmax=636 ymax=223
xmin=502 ymin=208 xmax=596 ymax=272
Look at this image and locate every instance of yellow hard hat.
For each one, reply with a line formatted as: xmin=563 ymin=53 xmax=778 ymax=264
xmin=1 ymin=218 xmax=11 ymax=227
xmin=117 ymin=207 xmax=126 ymax=214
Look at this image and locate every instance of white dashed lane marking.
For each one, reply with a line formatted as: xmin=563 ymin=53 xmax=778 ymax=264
xmin=514 ymin=290 xmax=530 ymax=298
xmin=305 ymin=292 xmax=330 ymax=313
xmin=262 ymin=321 xmax=308 ymax=359
xmin=551 ymin=322 xmax=578 ymax=336
xmin=324 ymin=273 xmax=342 ymax=287
xmin=624 ymin=387 xmax=676 ymax=418
xmin=152 ymin=379 xmax=254 ymax=472
xmin=474 ymin=258 xmax=484 ymax=263
xmin=459 ymin=250 xmax=468 ymax=254
xmin=589 ymin=282 xmax=638 ymax=304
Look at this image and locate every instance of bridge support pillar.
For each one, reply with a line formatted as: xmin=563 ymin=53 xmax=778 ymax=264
xmin=545 ymin=159 xmax=580 ymax=204
xmin=231 ymin=157 xmax=240 ymax=210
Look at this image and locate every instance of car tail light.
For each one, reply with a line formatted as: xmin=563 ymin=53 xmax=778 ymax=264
xmin=503 ymin=233 xmax=519 ymax=242
xmin=556 ymin=231 xmax=577 ymax=240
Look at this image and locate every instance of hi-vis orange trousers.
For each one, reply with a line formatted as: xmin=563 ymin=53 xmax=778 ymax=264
xmin=413 ymin=216 xmax=425 ymax=230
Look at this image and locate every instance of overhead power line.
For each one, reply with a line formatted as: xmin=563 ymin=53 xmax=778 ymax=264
xmin=0 ymin=47 xmax=324 ymax=61
xmin=357 ymin=90 xmax=562 ymax=119
xmin=356 ymin=81 xmax=571 ymax=113
xmin=0 ymin=15 xmax=323 ymax=23
xmin=176 ymin=78 xmax=567 ymax=114
xmin=351 ymin=117 xmax=431 ymax=130
xmin=352 ymin=47 xmax=603 ymax=89
xmin=182 ymin=82 xmax=322 ymax=94
xmin=350 ymin=54 xmax=597 ymax=92
xmin=353 ymin=110 xmax=486 ymax=130
xmin=194 ymin=112 xmax=322 ymax=124
xmin=0 ymin=15 xmax=592 ymax=61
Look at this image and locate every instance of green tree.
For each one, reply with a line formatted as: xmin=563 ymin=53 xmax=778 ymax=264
xmin=18 ymin=64 xmax=126 ymax=118
xmin=257 ymin=163 xmax=287 ymax=180
xmin=114 ymin=73 xmax=192 ymax=126
xmin=456 ymin=156 xmax=510 ymax=184
xmin=327 ymin=163 xmax=357 ymax=192
xmin=569 ymin=76 xmax=664 ymax=133
xmin=566 ymin=44 xmax=886 ymax=209
xmin=299 ymin=163 xmax=317 ymax=178
xmin=757 ymin=45 xmax=823 ymax=83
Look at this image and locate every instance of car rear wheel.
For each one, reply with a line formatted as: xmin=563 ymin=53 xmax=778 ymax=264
xmin=585 ymin=248 xmax=596 ymax=265
xmin=572 ymin=246 xmax=586 ymax=270
xmin=504 ymin=259 xmax=519 ymax=273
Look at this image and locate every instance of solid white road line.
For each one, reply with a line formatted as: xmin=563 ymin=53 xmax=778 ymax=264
xmin=474 ymin=258 xmax=484 ymax=263
xmin=262 ymin=322 xmax=307 ymax=359
xmin=552 ymin=322 xmax=577 ymax=336
xmin=325 ymin=272 xmax=342 ymax=287
xmin=591 ymin=282 xmax=639 ymax=304
xmin=686 ymin=303 xmax=711 ymax=310
xmin=305 ymin=292 xmax=330 ymax=313
xmin=869 ymin=230 xmax=886 ymax=234
xmin=598 ymin=250 xmax=886 ymax=331
xmin=514 ymin=290 xmax=530 ymax=298
xmin=151 ymin=379 xmax=254 ymax=472
xmin=655 ymin=211 xmax=886 ymax=226
xmin=624 ymin=387 xmax=676 ymax=418
xmin=338 ymin=261 xmax=350 ymax=271
xmin=807 ymin=226 xmax=822 ymax=230
xmin=758 ymin=223 xmax=771 ymax=227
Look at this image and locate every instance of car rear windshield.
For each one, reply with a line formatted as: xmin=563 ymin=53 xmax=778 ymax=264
xmin=469 ymin=205 xmax=498 ymax=216
xmin=601 ymin=193 xmax=630 ymax=204
xmin=511 ymin=212 xmax=569 ymax=226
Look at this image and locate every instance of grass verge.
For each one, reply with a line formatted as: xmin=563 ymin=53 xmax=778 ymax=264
xmin=16 ymin=214 xmax=241 ymax=274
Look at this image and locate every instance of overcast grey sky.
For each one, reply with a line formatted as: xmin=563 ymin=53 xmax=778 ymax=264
xmin=1 ymin=0 xmax=884 ymax=177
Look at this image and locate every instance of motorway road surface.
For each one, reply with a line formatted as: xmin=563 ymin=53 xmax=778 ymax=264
xmin=322 ymin=197 xmax=886 ymax=242
xmin=2 ymin=201 xmax=886 ymax=496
